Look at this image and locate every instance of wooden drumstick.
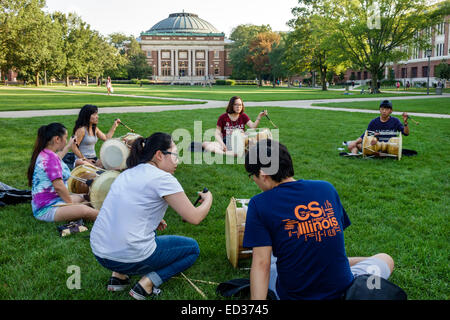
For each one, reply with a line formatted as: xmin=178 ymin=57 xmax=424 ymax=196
xmin=115 ymin=119 xmax=135 ymax=133
xmin=265 ymin=114 xmax=278 ymax=129
xmin=408 ymin=116 xmax=419 ymax=125
xmin=194 ymin=187 xmax=209 ymax=206
xmin=180 ymin=272 xmax=207 ymax=299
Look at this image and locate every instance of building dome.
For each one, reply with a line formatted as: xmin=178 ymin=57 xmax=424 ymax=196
xmin=143 ymin=12 xmax=224 ymax=36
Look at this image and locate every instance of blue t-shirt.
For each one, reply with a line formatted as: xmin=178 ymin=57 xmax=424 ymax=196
xmin=243 ymin=180 xmax=353 ymax=300
xmin=360 ymin=116 xmax=407 ymax=141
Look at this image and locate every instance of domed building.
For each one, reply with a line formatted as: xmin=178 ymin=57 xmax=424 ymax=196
xmin=139 ymin=12 xmax=232 ymax=83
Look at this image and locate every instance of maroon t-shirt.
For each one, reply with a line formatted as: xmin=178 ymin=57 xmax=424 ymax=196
xmin=217 ymin=113 xmax=250 ymax=138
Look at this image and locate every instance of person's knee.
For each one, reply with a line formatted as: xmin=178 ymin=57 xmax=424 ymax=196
xmin=83 ymin=207 xmax=99 ymax=221
xmin=372 ymin=253 xmax=394 ymax=273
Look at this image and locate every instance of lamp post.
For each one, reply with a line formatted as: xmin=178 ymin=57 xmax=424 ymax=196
xmin=426 ymin=49 xmax=432 ymax=95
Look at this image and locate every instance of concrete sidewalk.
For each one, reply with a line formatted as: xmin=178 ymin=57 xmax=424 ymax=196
xmin=0 ymin=87 xmax=448 ymax=119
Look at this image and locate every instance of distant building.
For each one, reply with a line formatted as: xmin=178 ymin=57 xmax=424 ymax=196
xmin=139 ymin=12 xmax=233 ymax=84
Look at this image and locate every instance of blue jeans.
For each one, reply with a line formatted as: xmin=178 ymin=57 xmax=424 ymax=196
xmin=94 ymin=235 xmax=200 ymax=288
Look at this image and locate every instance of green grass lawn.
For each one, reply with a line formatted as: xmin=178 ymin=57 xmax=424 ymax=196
xmin=0 ymin=106 xmax=448 ymax=300
xmin=313 ymin=98 xmax=450 ymax=114
xmin=0 ymin=87 xmax=204 ymax=112
xmin=2 ymin=84 xmax=429 ymax=103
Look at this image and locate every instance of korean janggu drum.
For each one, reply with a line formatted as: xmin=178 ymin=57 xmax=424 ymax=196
xmin=225 ymin=197 xmax=252 ymax=268
xmin=229 ymin=128 xmax=273 ymax=157
xmin=67 ymin=164 xmax=119 ymax=210
xmin=362 ymin=131 xmax=402 ymax=160
xmin=100 ymin=133 xmax=141 ymax=170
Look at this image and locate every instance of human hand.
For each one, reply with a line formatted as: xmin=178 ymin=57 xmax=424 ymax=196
xmin=114 ymin=118 xmax=121 ymax=127
xmin=67 ymin=136 xmax=77 ymax=148
xmin=157 ymin=219 xmax=167 ymax=231
xmin=402 ymin=112 xmax=408 ymax=123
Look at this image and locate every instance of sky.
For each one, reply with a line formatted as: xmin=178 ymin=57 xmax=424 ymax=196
xmin=44 ymin=0 xmax=300 ymax=38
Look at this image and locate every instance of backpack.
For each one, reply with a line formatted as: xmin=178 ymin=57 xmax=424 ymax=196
xmin=216 ymin=278 xmax=278 ymax=300
xmin=344 ymin=274 xmax=407 ymax=300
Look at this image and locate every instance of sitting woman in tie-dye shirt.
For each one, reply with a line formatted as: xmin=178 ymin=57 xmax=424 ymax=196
xmin=27 ymin=123 xmax=99 ymax=222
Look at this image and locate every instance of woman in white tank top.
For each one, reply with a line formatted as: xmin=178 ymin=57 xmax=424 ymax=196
xmin=72 ymin=104 xmax=121 ymax=168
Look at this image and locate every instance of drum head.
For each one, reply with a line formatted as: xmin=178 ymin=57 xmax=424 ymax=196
xmin=230 ymin=130 xmax=245 ymax=157
xmin=100 ymin=139 xmax=130 ymax=170
xmin=89 ymin=170 xmax=120 ymax=210
xmin=67 ymin=165 xmax=97 ymax=194
xmin=226 ymin=198 xmax=239 ymax=268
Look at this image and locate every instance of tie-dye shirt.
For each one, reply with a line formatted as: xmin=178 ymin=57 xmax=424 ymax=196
xmin=31 ymin=149 xmax=71 ymax=217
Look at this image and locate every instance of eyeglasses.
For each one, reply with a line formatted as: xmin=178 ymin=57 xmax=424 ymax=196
xmin=162 ymin=150 xmax=179 ymax=159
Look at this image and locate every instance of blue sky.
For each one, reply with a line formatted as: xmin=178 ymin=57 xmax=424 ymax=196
xmin=44 ymin=0 xmax=299 ymax=37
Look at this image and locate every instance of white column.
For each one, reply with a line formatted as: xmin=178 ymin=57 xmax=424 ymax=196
xmin=193 ymin=50 xmax=196 ymax=76
xmin=175 ymin=50 xmax=179 ymax=77
xmin=171 ymin=50 xmax=175 ymax=77
xmin=205 ymin=49 xmax=209 ymax=78
xmin=158 ymin=50 xmax=161 ymax=76
xmin=188 ymin=49 xmax=192 ymax=77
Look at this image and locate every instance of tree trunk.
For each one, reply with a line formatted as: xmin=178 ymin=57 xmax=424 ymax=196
xmin=35 ymin=73 xmax=39 ymax=87
xmin=321 ymin=67 xmax=327 ymax=91
xmin=370 ymin=69 xmax=379 ymax=94
xmin=44 ymin=70 xmax=48 ymax=86
xmin=65 ymin=75 xmax=69 ymax=87
xmin=86 ymin=75 xmax=89 ymax=86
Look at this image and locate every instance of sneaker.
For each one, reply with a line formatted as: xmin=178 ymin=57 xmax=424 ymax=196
xmin=129 ymin=283 xmax=161 ymax=300
xmin=107 ymin=276 xmax=130 ymax=292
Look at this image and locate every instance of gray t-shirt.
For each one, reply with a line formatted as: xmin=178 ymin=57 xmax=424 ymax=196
xmin=90 ymin=163 xmax=184 ymax=263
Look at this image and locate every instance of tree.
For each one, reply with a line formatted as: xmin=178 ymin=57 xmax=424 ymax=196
xmin=297 ymin=0 xmax=447 ymax=93
xmin=247 ymin=31 xmax=280 ymax=86
xmin=228 ymin=24 xmax=272 ymax=80
xmin=435 ymin=61 xmax=450 ymax=81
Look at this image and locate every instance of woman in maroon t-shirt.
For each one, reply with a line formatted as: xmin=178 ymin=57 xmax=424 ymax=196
xmin=202 ymin=96 xmax=267 ymax=155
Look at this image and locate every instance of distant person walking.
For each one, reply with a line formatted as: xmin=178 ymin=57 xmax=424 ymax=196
xmin=396 ymin=81 xmax=400 ymax=91
xmin=106 ymin=76 xmax=113 ymax=95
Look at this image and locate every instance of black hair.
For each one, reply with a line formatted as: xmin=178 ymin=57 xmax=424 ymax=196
xmin=27 ymin=123 xmax=67 ymax=186
xmin=380 ymin=100 xmax=393 ymax=109
xmin=245 ymin=139 xmax=294 ymax=183
xmin=126 ymin=132 xmax=173 ymax=168
xmin=73 ymin=104 xmax=98 ymax=135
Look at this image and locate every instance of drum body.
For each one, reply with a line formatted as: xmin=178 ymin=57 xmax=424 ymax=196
xmin=100 ymin=133 xmax=141 ymax=170
xmin=229 ymin=128 xmax=273 ymax=157
xmin=225 ymin=197 xmax=252 ymax=268
xmin=68 ymin=165 xmax=119 ymax=210
xmin=362 ymin=131 xmax=402 ymax=160
xmin=89 ymin=170 xmax=120 ymax=210
xmin=67 ymin=164 xmax=99 ymax=194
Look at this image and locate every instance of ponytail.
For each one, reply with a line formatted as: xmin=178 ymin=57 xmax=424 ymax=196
xmin=27 ymin=123 xmax=67 ymax=186
xmin=126 ymin=132 xmax=172 ymax=168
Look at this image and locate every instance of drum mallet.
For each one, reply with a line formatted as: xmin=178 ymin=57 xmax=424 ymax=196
xmin=115 ymin=119 xmax=135 ymax=133
xmin=407 ymin=115 xmax=419 ymax=125
xmin=194 ymin=187 xmax=209 ymax=206
xmin=265 ymin=114 xmax=278 ymax=129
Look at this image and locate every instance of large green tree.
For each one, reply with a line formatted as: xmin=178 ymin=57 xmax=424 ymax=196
xmin=294 ymin=0 xmax=446 ymax=93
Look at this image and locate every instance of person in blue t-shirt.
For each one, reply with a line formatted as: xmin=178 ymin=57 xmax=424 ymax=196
xmin=243 ymin=139 xmax=394 ymax=300
xmin=346 ymin=100 xmax=410 ymax=154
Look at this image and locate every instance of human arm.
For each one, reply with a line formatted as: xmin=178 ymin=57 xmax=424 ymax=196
xmin=401 ymin=112 xmax=409 ymax=136
xmin=214 ymin=126 xmax=227 ymax=151
xmin=97 ymin=118 xmax=121 ymax=141
xmin=52 ymin=179 xmax=73 ymax=203
xmin=250 ymin=246 xmax=272 ymax=300
xmin=246 ymin=110 xmax=268 ymax=129
xmin=164 ymin=190 xmax=213 ymax=225
xmin=72 ymin=128 xmax=86 ymax=160
xmin=57 ymin=135 xmax=77 ymax=159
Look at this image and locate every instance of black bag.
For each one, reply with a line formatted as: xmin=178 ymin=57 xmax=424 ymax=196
xmin=216 ymin=278 xmax=278 ymax=300
xmin=344 ymin=274 xmax=407 ymax=300
xmin=0 ymin=182 xmax=32 ymax=206
xmin=62 ymin=152 xmax=75 ymax=170
xmin=57 ymin=219 xmax=88 ymax=237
